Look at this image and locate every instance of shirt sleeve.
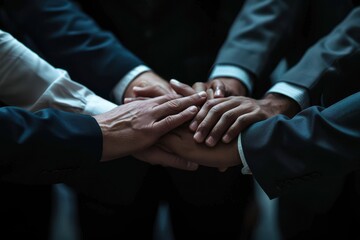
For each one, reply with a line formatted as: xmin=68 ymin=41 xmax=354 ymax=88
xmin=267 ymin=82 xmax=309 ymax=110
xmin=0 ymin=29 xmax=116 ymax=114
xmin=111 ymin=65 xmax=151 ymax=104
xmin=237 ymin=133 xmax=252 ymax=175
xmin=209 ymin=65 xmax=254 ymax=95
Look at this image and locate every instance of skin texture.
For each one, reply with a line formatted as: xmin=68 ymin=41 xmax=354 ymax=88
xmin=125 ymin=71 xmax=175 ymax=99
xmin=93 ymin=92 xmax=207 ymax=170
xmin=158 ymin=126 xmax=242 ymax=171
xmin=192 ymin=77 xmax=248 ymax=97
xmin=129 ymin=78 xmax=300 ymax=171
xmin=170 ymin=80 xmax=300 ymax=146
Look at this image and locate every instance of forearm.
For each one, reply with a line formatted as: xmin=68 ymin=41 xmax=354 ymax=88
xmin=242 ymin=92 xmax=360 ymax=199
xmin=214 ymin=0 xmax=307 ymax=80
xmin=3 ymin=0 xmax=144 ymax=98
xmin=0 ymin=107 xmax=102 ymax=184
xmin=0 ymin=29 xmax=116 ymax=114
xmin=279 ymin=7 xmax=360 ymax=105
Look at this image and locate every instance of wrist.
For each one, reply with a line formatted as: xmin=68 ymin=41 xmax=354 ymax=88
xmin=261 ymin=93 xmax=300 ymax=117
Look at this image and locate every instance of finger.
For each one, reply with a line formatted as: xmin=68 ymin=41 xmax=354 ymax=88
xmin=189 ymin=98 xmax=224 ymax=132
xmin=211 ymin=80 xmax=226 ymax=98
xmin=124 ymin=96 xmax=150 ymax=103
xmin=155 ymin=105 xmax=200 ymax=135
xmin=170 ymin=79 xmax=196 ymax=96
xmin=206 ymin=88 xmax=214 ymax=100
xmin=205 ymin=108 xmax=239 ymax=147
xmin=192 ymin=82 xmax=207 ymax=93
xmin=222 ymin=113 xmax=264 ymax=143
xmin=133 ymin=85 xmax=170 ymax=98
xmin=193 ymin=102 xmax=228 ymax=143
xmin=155 ymin=91 xmax=207 ymax=117
xmin=134 ymin=147 xmax=198 ymax=171
xmin=158 ymin=151 xmax=199 ymax=171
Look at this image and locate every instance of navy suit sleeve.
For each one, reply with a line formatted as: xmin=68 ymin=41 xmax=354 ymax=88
xmin=2 ymin=0 xmax=144 ymax=99
xmin=0 ymin=106 xmax=102 ymax=184
xmin=242 ymin=92 xmax=360 ymax=200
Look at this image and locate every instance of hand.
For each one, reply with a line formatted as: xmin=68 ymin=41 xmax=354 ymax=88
xmin=126 ymin=71 xmax=175 ymax=99
xmin=169 ymin=79 xmax=215 ymax=99
xmin=190 ymin=93 xmax=300 ymax=146
xmin=93 ymin=91 xmax=207 ymax=161
xmin=133 ymin=146 xmax=199 ymax=171
xmin=192 ymin=77 xmax=248 ymax=97
xmin=158 ymin=126 xmax=242 ymax=171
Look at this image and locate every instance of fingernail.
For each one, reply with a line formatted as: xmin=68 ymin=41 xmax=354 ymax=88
xmin=170 ymin=79 xmax=181 ymax=85
xmin=198 ymin=91 xmax=207 ymax=97
xmin=189 ymin=121 xmax=198 ymax=131
xmin=187 ymin=162 xmax=199 ymax=170
xmin=189 ymin=106 xmax=198 ymax=113
xmin=215 ymin=89 xmax=222 ymax=96
xmin=133 ymin=86 xmax=142 ymax=91
xmin=222 ymin=135 xmax=231 ymax=143
xmin=193 ymin=132 xmax=203 ymax=142
xmin=206 ymin=136 xmax=216 ymax=147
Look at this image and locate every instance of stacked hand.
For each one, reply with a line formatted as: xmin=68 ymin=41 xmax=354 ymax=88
xmin=94 ymin=91 xmax=207 ymax=170
xmin=123 ymin=75 xmax=299 ymax=172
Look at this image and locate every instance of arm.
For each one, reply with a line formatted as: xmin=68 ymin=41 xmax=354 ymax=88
xmin=1 ymin=92 xmax=207 ymax=184
xmin=242 ymin=92 xmax=360 ymax=199
xmin=0 ymin=29 xmax=116 ymax=114
xmin=210 ymin=0 xmax=307 ymax=95
xmin=2 ymin=0 xmax=144 ymax=99
xmin=159 ymin=92 xmax=360 ymax=204
xmin=0 ymin=107 xmax=102 ymax=184
xmin=279 ymin=7 xmax=360 ymax=106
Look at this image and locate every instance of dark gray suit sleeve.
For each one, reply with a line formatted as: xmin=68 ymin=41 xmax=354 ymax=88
xmin=279 ymin=7 xmax=360 ymax=105
xmin=214 ymin=0 xmax=307 ymax=81
xmin=242 ymin=92 xmax=360 ymax=200
xmin=0 ymin=107 xmax=102 ymax=184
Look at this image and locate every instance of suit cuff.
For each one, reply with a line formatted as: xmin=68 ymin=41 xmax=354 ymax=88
xmin=209 ymin=65 xmax=254 ymax=95
xmin=112 ymin=65 xmax=151 ymax=104
xmin=267 ymin=82 xmax=309 ymax=110
xmin=237 ymin=133 xmax=252 ymax=175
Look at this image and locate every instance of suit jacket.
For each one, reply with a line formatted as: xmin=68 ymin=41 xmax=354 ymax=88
xmin=1 ymin=0 xmax=155 ymax=205
xmin=2 ymin=0 xmax=245 ymax=88
xmin=240 ymin=7 xmax=360 ymax=238
xmin=1 ymin=0 xmax=144 ymax=99
xmin=76 ymin=0 xmax=245 ymax=86
xmin=1 ymin=0 xmax=252 ymax=207
xmin=0 ymin=107 xmax=101 ymax=184
xmin=214 ymin=0 xmax=357 ymax=98
xmin=243 ymin=91 xmax=360 ymax=238
xmin=243 ymin=91 xmax=360 ymax=200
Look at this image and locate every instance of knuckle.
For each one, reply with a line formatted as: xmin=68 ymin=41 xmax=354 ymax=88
xmin=236 ymin=115 xmax=246 ymax=124
xmin=164 ymin=115 xmax=175 ymax=128
xmin=222 ymin=111 xmax=235 ymax=121
xmin=168 ymin=99 xmax=182 ymax=109
xmin=209 ymin=105 xmax=222 ymax=116
xmin=197 ymin=121 xmax=209 ymax=132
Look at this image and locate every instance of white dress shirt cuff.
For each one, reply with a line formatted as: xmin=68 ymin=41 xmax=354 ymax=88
xmin=209 ymin=65 xmax=254 ymax=95
xmin=31 ymin=69 xmax=117 ymax=115
xmin=237 ymin=133 xmax=252 ymax=175
xmin=267 ymin=82 xmax=309 ymax=110
xmin=112 ymin=65 xmax=151 ymax=104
